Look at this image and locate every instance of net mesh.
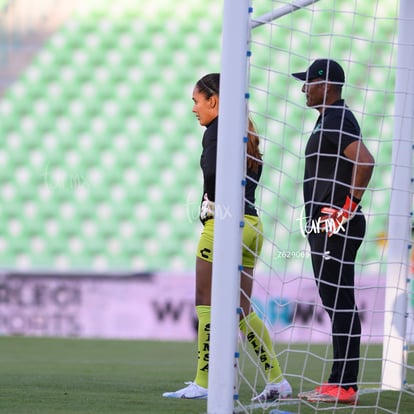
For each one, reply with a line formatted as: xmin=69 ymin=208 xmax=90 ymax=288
xmin=235 ymin=1 xmax=414 ymax=413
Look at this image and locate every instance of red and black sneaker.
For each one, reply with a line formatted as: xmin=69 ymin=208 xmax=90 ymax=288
xmin=307 ymin=385 xmax=358 ymax=404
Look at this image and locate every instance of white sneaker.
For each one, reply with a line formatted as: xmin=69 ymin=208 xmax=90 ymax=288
xmin=252 ymin=378 xmax=292 ymax=402
xmin=162 ymin=381 xmax=208 ymax=399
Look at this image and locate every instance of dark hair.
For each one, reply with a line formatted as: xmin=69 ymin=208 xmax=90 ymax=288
xmin=246 ymin=119 xmax=262 ymax=173
xmin=195 ymin=73 xmax=220 ymax=99
xmin=196 ymin=73 xmax=262 ymax=172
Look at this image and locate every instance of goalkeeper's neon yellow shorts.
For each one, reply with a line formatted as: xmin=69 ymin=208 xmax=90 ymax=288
xmin=196 ymin=215 xmax=263 ymax=268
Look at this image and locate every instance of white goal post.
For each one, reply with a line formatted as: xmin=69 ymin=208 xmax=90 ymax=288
xmin=381 ymin=0 xmax=414 ymax=391
xmin=207 ymin=1 xmax=251 ymax=413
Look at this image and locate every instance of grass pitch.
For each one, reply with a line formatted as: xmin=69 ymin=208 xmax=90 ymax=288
xmin=0 ymin=336 xmax=412 ymax=414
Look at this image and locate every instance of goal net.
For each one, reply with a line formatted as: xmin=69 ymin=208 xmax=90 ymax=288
xmin=209 ymin=1 xmax=414 ymax=413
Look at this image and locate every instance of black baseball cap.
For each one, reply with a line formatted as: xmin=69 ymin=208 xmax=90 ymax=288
xmin=292 ymin=59 xmax=345 ymax=84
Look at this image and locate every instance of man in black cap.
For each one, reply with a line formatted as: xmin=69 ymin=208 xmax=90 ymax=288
xmin=292 ymin=59 xmax=375 ymax=404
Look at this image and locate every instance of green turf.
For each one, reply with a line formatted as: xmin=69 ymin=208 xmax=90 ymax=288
xmin=0 ymin=337 xmax=413 ymax=413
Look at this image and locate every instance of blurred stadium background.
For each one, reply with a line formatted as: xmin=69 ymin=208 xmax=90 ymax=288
xmin=0 ymin=0 xmax=222 ymax=272
xmin=2 ymin=3 xmax=413 ymax=413
xmin=0 ymin=0 xmax=399 ymax=339
xmin=0 ymin=0 xmax=394 ymax=273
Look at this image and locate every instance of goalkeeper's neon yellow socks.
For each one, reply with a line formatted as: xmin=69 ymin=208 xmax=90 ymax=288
xmin=239 ymin=311 xmax=283 ymax=383
xmin=194 ymin=305 xmax=211 ymax=389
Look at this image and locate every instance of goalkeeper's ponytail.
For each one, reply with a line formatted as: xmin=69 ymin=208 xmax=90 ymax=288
xmin=247 ymin=118 xmax=262 ymax=174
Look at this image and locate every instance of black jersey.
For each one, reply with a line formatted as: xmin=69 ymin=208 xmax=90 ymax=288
xmin=200 ymin=116 xmax=260 ymax=219
xmin=304 ymin=99 xmax=361 ymax=220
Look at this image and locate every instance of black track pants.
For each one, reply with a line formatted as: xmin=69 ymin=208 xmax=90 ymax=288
xmin=307 ymin=213 xmax=366 ymax=389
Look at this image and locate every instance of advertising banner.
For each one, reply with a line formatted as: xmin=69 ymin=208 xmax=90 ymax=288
xmin=0 ymin=272 xmax=387 ymax=342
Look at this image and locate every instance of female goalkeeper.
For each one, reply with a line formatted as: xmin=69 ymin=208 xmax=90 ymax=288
xmin=162 ymin=73 xmax=291 ymax=402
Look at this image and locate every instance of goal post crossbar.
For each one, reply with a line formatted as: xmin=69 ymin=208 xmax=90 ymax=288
xmin=250 ymin=0 xmax=320 ymax=29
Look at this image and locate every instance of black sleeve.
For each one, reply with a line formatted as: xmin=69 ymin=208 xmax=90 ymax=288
xmin=323 ymin=110 xmax=361 ymax=155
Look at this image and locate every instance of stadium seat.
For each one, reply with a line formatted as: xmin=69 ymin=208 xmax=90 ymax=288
xmin=0 ymin=1 xmax=395 ymax=273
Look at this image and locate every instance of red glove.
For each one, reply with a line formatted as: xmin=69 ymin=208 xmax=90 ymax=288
xmin=320 ymin=195 xmax=359 ymax=237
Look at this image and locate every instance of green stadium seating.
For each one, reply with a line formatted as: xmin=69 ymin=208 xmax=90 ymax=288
xmin=0 ymin=1 xmax=397 ymax=273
